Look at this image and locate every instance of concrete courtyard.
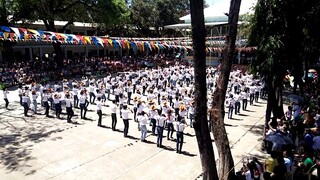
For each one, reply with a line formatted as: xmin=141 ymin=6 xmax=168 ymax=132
xmin=0 ymin=89 xmax=268 ymax=180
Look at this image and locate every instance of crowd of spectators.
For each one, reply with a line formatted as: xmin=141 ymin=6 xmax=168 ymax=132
xmin=0 ymin=54 xmax=188 ymax=87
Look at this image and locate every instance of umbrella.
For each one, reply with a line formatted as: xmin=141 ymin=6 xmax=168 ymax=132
xmin=266 ymin=133 xmax=293 ymax=145
xmin=287 ymin=94 xmax=304 ymax=104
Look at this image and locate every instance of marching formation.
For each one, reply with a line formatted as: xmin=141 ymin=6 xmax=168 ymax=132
xmin=2 ymin=64 xmax=264 ymax=154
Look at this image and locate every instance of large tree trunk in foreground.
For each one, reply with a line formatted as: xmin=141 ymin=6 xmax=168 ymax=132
xmin=190 ymin=0 xmax=219 ymax=179
xmin=210 ymin=0 xmax=241 ymax=179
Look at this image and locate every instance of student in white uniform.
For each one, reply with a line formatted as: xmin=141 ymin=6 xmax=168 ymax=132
xmin=96 ymin=97 xmax=103 ymax=127
xmin=121 ymin=105 xmax=132 ymax=137
xmin=175 ymin=119 xmax=187 ymax=154
xmin=3 ymin=88 xmax=9 ymax=109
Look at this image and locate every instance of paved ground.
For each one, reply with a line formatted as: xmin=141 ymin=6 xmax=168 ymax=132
xmin=0 ymin=89 xmax=269 ymax=180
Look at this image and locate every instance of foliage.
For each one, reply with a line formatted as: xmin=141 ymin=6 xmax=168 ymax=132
xmin=130 ymin=0 xmax=189 ymax=37
xmin=10 ymin=0 xmax=129 ymax=32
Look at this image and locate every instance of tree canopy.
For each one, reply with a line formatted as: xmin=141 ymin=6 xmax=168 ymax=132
xmin=130 ymin=0 xmax=189 ymax=37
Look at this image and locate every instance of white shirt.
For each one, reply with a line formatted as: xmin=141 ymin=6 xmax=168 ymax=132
xmin=79 ymin=95 xmax=86 ymax=104
xmin=138 ymin=115 xmax=148 ymax=126
xmin=121 ymin=109 xmax=130 ymax=119
xmin=3 ymin=90 xmax=8 ymax=99
xmin=175 ymin=121 xmax=187 ymax=132
xmin=65 ymin=98 xmax=72 ymax=107
xmin=96 ymin=101 xmax=102 ymax=111
xmin=32 ymin=94 xmax=38 ymax=101
xmin=149 ymin=109 xmax=158 ymax=118
xmin=110 ymin=104 xmax=117 ymax=114
xmin=156 ymin=116 xmax=166 ymax=127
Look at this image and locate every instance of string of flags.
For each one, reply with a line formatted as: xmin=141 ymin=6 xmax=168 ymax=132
xmin=0 ymin=26 xmax=256 ymax=53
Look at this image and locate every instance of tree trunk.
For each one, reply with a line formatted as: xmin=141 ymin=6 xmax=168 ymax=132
xmin=210 ymin=0 xmax=241 ymax=179
xmin=189 ymin=0 xmax=219 ymax=179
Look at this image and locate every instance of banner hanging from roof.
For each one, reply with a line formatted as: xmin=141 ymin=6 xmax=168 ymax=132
xmin=0 ymin=26 xmax=256 ymax=53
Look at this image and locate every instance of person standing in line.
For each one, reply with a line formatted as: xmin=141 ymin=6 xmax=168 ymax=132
xmin=138 ymin=111 xmax=148 ymax=142
xmin=249 ymin=84 xmax=255 ymax=105
xmin=234 ymin=92 xmax=241 ymax=115
xmin=65 ymin=93 xmax=73 ymax=123
xmin=241 ymin=88 xmax=249 ymax=111
xmin=227 ymin=94 xmax=235 ymax=119
xmin=110 ymin=100 xmax=117 ymax=131
xmin=89 ymin=82 xmax=96 ymax=104
xmin=127 ymin=82 xmax=133 ymax=105
xmin=96 ymin=97 xmax=103 ymax=127
xmin=188 ymin=102 xmax=195 ymax=127
xmin=3 ymin=87 xmax=9 ymax=109
xmin=167 ymin=109 xmax=175 ymax=140
xmin=149 ymin=105 xmax=158 ymax=135
xmin=31 ymin=90 xmax=39 ymax=114
xmin=121 ymin=105 xmax=132 ymax=137
xmin=53 ymin=93 xmax=62 ymax=119
xmin=43 ymin=90 xmax=50 ymax=117
xmin=22 ymin=92 xmax=30 ymax=117
xmin=175 ymin=119 xmax=187 ymax=154
xmin=79 ymin=90 xmax=88 ymax=119
xmin=73 ymin=85 xmax=79 ymax=108
xmin=105 ymin=80 xmax=111 ymax=100
xmin=156 ymin=113 xmax=166 ymax=148
xmin=18 ymin=84 xmax=23 ymax=106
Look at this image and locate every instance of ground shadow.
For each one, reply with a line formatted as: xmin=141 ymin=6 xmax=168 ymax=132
xmin=180 ymin=151 xmax=197 ymax=157
xmin=143 ymin=140 xmax=156 ymax=145
xmin=228 ymin=118 xmax=243 ymax=121
xmin=242 ymin=124 xmax=264 ymax=137
xmin=224 ymin=123 xmax=238 ymax=127
xmin=237 ymin=114 xmax=249 ymax=117
xmin=0 ymin=112 xmax=75 ymax=175
xmin=126 ymin=135 xmax=140 ymax=140
xmin=162 ymin=145 xmax=175 ymax=151
xmin=244 ymin=109 xmax=255 ymax=113
xmin=184 ymin=133 xmax=195 ymax=137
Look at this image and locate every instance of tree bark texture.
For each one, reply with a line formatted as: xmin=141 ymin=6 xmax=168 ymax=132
xmin=210 ymin=0 xmax=241 ymax=179
xmin=189 ymin=0 xmax=219 ymax=179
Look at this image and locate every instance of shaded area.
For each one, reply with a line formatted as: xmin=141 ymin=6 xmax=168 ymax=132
xmin=0 ymin=111 xmax=78 ymax=175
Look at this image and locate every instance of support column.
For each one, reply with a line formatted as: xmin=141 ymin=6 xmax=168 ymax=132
xmin=0 ymin=49 xmax=2 ymax=63
xmin=64 ymin=46 xmax=67 ymax=59
xmin=39 ymin=47 xmax=43 ymax=60
xmin=85 ymin=46 xmax=88 ymax=58
xmin=29 ymin=47 xmax=33 ymax=61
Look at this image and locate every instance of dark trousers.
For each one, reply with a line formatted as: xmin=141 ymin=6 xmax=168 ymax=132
xmin=106 ymin=89 xmax=110 ymax=100
xmin=111 ymin=113 xmax=117 ymax=130
xmin=80 ymin=103 xmax=87 ymax=119
xmin=167 ymin=123 xmax=174 ymax=139
xmin=127 ymin=92 xmax=132 ymax=104
xmin=123 ymin=119 xmax=129 ymax=137
xmin=44 ymin=101 xmax=49 ymax=116
xmin=55 ymin=103 xmax=62 ymax=118
xmin=151 ymin=118 xmax=156 ymax=134
xmin=66 ymin=107 xmax=73 ymax=122
xmin=228 ymin=107 xmax=234 ymax=119
xmin=249 ymin=93 xmax=254 ymax=105
xmin=255 ymin=92 xmax=259 ymax=102
xmin=97 ymin=110 xmax=102 ymax=126
xmin=133 ymin=107 xmax=137 ymax=122
xmin=176 ymin=132 xmax=184 ymax=153
xmin=235 ymin=102 xmax=240 ymax=114
xmin=23 ymin=102 xmax=29 ymax=116
xmin=73 ymin=95 xmax=79 ymax=107
xmin=242 ymin=99 xmax=248 ymax=111
xmin=157 ymin=126 xmax=164 ymax=146
xmin=89 ymin=92 xmax=96 ymax=103
xmin=4 ymin=98 xmax=9 ymax=109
